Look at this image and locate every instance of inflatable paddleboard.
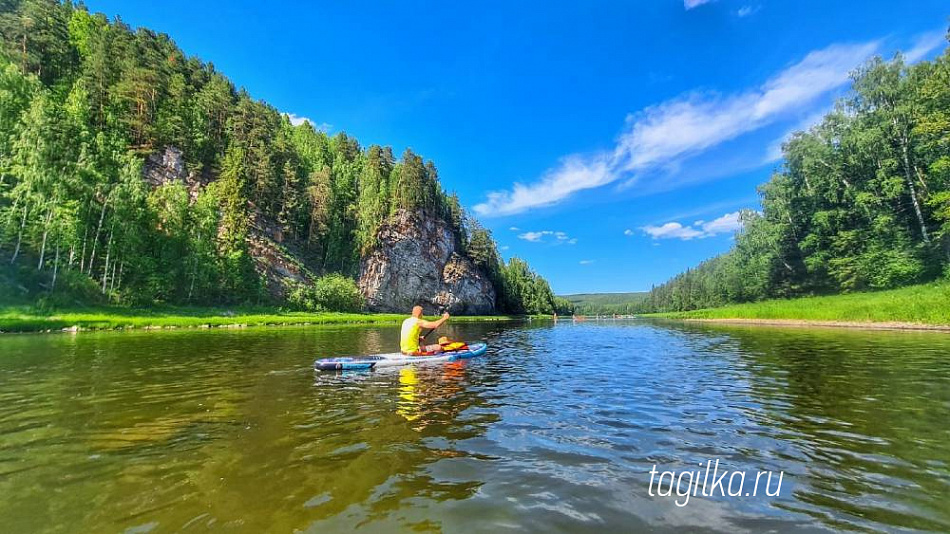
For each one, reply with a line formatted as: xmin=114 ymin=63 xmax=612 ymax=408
xmin=314 ymin=342 xmax=488 ymax=371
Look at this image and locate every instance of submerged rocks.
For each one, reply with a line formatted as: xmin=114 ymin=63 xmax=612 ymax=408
xmin=358 ymin=210 xmax=496 ymax=315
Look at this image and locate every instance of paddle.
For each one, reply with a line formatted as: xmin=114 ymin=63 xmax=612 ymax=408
xmin=419 ymin=306 xmax=448 ymax=349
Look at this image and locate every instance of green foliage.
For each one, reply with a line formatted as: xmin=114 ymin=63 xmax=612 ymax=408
xmin=288 ymin=273 xmax=364 ymax=312
xmin=0 ymin=0 xmax=75 ymax=84
xmin=552 ymin=296 xmax=575 ymax=315
xmin=652 ymin=280 xmax=950 ymax=326
xmin=498 ymin=257 xmax=557 ymax=315
xmin=466 ymin=220 xmax=500 ymax=274
xmin=0 ymin=1 xmax=556 ymax=313
xmin=645 ymin=35 xmax=950 ymax=312
xmin=0 ymin=304 xmax=516 ymax=333
xmin=355 ymin=145 xmax=392 ymax=254
xmin=0 ymin=259 xmax=102 ymax=306
xmin=452 ymin=221 xmax=559 ymax=315
xmin=562 ymin=293 xmax=648 ymax=315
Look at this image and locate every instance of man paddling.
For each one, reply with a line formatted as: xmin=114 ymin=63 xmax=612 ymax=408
xmin=401 ymin=305 xmax=450 ymax=355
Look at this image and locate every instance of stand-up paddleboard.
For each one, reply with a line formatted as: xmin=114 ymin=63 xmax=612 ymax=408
xmin=314 ymin=342 xmax=488 ymax=371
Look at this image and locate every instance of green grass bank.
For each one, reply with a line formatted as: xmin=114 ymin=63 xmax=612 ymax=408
xmin=0 ymin=305 xmax=522 ymax=334
xmin=648 ymin=281 xmax=950 ymax=327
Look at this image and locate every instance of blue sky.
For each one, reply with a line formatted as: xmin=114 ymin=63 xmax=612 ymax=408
xmin=85 ymin=0 xmax=948 ymax=294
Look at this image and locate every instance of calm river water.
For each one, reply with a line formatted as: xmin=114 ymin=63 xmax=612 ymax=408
xmin=1 ymin=320 xmax=948 ymax=533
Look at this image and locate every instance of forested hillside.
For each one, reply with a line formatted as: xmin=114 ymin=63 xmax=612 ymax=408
xmin=0 ymin=0 xmax=559 ymax=313
xmin=560 ymin=293 xmax=647 ymax=315
xmin=643 ymin=32 xmax=950 ymax=312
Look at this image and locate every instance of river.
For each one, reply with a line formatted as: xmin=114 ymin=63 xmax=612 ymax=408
xmin=0 ymin=320 xmax=948 ymax=533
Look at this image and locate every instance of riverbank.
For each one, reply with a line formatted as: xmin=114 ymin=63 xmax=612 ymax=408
xmin=0 ymin=305 xmax=522 ymax=334
xmin=648 ymin=281 xmax=950 ymax=329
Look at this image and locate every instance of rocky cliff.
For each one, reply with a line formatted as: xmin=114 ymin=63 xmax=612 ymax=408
xmin=144 ymin=147 xmax=317 ymax=300
xmin=143 ymin=147 xmax=207 ymax=194
xmin=144 ymin=148 xmax=495 ymax=312
xmin=358 ymin=210 xmax=496 ymax=315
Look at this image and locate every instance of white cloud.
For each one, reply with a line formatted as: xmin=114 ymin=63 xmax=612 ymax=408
xmin=764 ymin=135 xmax=787 ymax=164
xmin=659 ymin=197 xmax=759 ymax=223
xmin=642 ymin=222 xmax=706 ymax=240
xmin=579 ymin=260 xmax=595 ymax=265
xmin=475 ymin=154 xmax=611 ymax=216
xmin=554 ymin=231 xmax=578 ymax=244
xmin=700 ymin=211 xmax=743 ymax=235
xmin=517 ymin=230 xmax=577 ymax=244
xmin=623 ymin=229 xmax=634 ymax=236
xmin=737 ymin=5 xmax=759 ymax=17
xmin=285 ymin=113 xmax=332 ymax=132
xmin=615 ymin=41 xmax=876 ymax=172
xmin=286 ymin=113 xmax=311 ymax=126
xmin=518 ymin=231 xmax=545 ymax=242
xmin=684 ymin=0 xmax=716 ymax=9
xmin=474 ymin=40 xmax=878 ymax=217
xmin=509 ymin=226 xmax=520 ymax=231
xmin=642 ymin=211 xmax=744 ymax=240
xmin=499 ymin=245 xmax=510 ymax=251
xmin=762 ymin=31 xmax=945 ymax=164
xmin=904 ymin=29 xmax=946 ymax=64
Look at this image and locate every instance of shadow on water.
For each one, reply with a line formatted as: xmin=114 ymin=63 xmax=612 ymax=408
xmin=0 ymin=319 xmax=948 ymax=532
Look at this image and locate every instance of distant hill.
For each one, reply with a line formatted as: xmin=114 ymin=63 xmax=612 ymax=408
xmin=560 ymin=292 xmax=649 ymax=315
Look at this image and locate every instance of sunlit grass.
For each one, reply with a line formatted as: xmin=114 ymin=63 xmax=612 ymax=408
xmin=0 ymin=305 xmax=519 ymax=333
xmin=648 ymin=281 xmax=950 ymax=326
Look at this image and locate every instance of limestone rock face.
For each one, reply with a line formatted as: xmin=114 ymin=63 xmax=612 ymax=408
xmin=143 ymin=146 xmax=316 ymax=300
xmin=142 ymin=146 xmax=207 ymax=199
xmin=141 ymin=149 xmax=493 ymax=308
xmin=143 ymin=146 xmax=187 ymax=184
xmin=359 ymin=210 xmax=496 ymax=315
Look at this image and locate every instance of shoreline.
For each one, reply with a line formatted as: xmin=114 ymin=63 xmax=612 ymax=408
xmin=640 ymin=282 xmax=950 ymax=332
xmin=667 ymin=317 xmax=950 ymax=332
xmin=0 ymin=308 xmax=531 ymax=336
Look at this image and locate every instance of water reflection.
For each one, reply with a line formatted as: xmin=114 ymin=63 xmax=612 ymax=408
xmin=671 ymin=322 xmax=950 ymax=532
xmin=0 ymin=320 xmax=947 ymax=532
xmin=395 ymin=363 xmax=471 ymax=427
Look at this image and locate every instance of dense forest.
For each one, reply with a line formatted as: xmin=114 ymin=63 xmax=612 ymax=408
xmin=0 ymin=0 xmax=560 ymax=314
xmin=560 ymin=293 xmax=645 ymax=315
xmin=642 ymin=31 xmax=950 ymax=313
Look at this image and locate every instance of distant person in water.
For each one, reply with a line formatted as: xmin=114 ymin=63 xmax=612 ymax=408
xmin=401 ymin=305 xmax=450 ymax=355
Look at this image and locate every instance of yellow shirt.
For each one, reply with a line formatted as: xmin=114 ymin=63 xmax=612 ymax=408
xmin=400 ymin=317 xmax=422 ymax=353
